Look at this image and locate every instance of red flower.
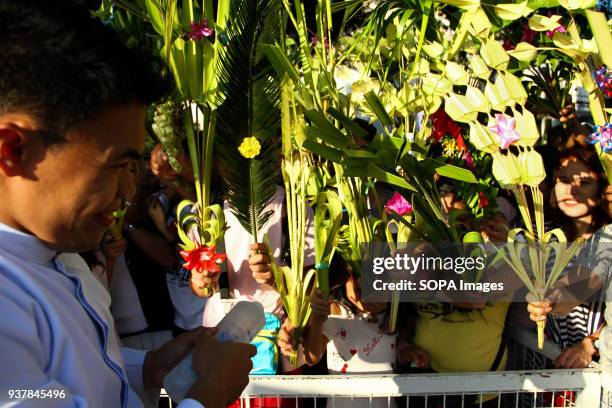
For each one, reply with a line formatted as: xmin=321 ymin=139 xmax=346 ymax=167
xmin=455 ymin=134 xmax=466 ymax=151
xmin=478 ymin=192 xmax=489 ymax=209
xmin=431 ymin=109 xmax=447 ymax=141
xmin=502 ymin=38 xmax=516 ymax=51
xmin=385 ymin=192 xmax=413 ymax=216
xmin=180 ymin=243 xmax=227 ymax=274
xmin=431 ymin=108 xmax=463 ymax=142
xmin=519 ymin=24 xmax=537 ymax=44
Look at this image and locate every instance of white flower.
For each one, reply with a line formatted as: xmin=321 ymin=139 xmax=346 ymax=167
xmin=334 ymin=65 xmax=362 ymax=96
xmin=363 ymin=0 xmax=379 ymax=12
xmin=434 ymin=10 xmax=451 ymax=27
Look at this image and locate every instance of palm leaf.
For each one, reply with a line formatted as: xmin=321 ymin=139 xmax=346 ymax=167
xmin=215 ymin=0 xmax=282 ymax=240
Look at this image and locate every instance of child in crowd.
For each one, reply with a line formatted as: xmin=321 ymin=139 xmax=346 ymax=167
xmin=278 ymin=258 xmax=404 ymax=408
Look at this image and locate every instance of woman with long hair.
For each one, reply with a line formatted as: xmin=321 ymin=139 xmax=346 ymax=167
xmin=546 ymin=146 xmax=610 ymax=368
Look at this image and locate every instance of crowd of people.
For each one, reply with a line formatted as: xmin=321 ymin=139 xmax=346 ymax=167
xmin=1 ymin=1 xmax=611 ymax=408
xmin=81 ymin=110 xmax=612 ymax=408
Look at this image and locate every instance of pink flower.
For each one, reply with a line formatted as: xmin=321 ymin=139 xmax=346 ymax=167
xmin=310 ymin=33 xmax=330 ymax=50
xmin=546 ymin=25 xmax=566 ymax=38
xmin=385 ymin=192 xmax=412 ymax=216
xmin=464 ymin=150 xmax=475 ymax=170
xmin=488 ymin=114 xmax=520 ymax=149
xmin=188 ymin=19 xmax=214 ymax=41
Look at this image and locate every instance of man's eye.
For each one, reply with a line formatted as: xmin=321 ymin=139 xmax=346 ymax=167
xmin=128 ymin=159 xmax=143 ymax=175
xmin=110 ymin=159 xmax=142 ymax=175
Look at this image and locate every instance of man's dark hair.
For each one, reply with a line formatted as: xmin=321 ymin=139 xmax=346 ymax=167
xmin=0 ymin=0 xmax=170 ymax=137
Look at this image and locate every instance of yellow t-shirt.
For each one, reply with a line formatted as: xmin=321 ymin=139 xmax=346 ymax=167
xmin=414 ymin=302 xmax=510 ymax=373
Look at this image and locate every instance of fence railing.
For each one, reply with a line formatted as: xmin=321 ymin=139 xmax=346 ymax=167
xmin=157 ymin=326 xmax=610 ymax=408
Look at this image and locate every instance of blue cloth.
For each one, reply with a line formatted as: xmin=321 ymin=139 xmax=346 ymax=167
xmin=250 ymin=313 xmax=281 ymax=375
xmin=0 ymin=222 xmax=203 ymax=407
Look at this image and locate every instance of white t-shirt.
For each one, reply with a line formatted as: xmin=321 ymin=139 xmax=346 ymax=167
xmin=322 ymin=304 xmax=397 ymax=408
xmin=203 ymin=186 xmax=315 ymax=326
xmin=166 ymin=273 xmax=208 ymax=330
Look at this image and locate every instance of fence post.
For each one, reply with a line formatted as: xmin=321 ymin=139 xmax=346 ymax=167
xmin=574 ymin=370 xmax=602 ymax=408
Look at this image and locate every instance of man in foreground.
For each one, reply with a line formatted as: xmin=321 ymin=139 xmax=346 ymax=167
xmin=0 ymin=1 xmax=255 ymax=407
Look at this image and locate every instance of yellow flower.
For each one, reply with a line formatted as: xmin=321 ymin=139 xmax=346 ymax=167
xmin=238 ymin=137 xmax=261 ymax=159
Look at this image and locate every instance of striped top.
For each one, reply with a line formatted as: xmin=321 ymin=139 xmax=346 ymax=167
xmin=547 ymin=296 xmax=605 ymax=348
xmin=545 ymin=229 xmax=611 ymax=348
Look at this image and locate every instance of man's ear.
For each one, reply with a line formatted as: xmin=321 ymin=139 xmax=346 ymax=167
xmin=0 ymin=114 xmax=41 ymax=177
xmin=0 ymin=127 xmax=25 ymax=175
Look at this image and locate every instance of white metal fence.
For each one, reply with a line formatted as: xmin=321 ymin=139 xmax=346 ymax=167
xmin=158 ymin=326 xmax=612 ymax=408
xmin=599 ymin=370 xmax=612 ymax=408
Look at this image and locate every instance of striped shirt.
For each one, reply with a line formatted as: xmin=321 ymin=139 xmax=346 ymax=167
xmin=546 ymin=230 xmax=610 ymax=348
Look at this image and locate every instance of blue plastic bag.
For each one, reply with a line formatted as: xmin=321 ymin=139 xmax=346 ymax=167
xmin=249 ymin=312 xmax=281 ymax=375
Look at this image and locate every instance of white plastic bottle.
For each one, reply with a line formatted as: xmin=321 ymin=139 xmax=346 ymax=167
xmin=163 ymin=301 xmax=266 ymax=403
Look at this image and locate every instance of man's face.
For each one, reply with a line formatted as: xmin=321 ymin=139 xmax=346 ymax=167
xmin=2 ymin=103 xmax=145 ymax=252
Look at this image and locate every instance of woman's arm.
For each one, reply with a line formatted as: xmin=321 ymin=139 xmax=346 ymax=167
xmin=301 ymin=289 xmax=331 ymax=365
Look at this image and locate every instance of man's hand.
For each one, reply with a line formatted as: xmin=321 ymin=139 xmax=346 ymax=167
xmin=150 ymin=143 xmax=195 ymax=183
xmin=190 ymin=271 xmax=220 ymax=298
xmin=186 ymin=334 xmax=256 ymax=408
xmin=249 ymin=243 xmax=274 ymax=286
xmin=143 ymin=327 xmax=217 ymax=389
